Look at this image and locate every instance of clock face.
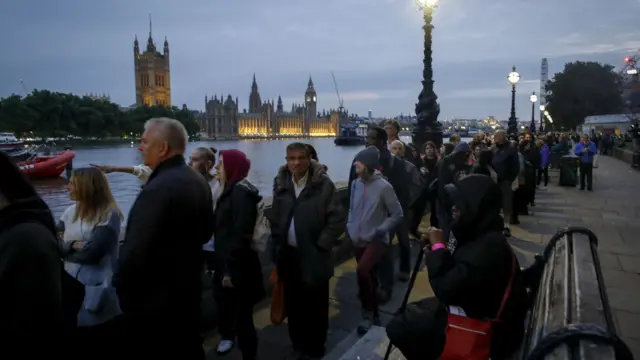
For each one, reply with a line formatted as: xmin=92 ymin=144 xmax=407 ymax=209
xmin=312 ymin=96 xmax=316 ymax=102
xmin=306 ymin=96 xmax=311 ymax=102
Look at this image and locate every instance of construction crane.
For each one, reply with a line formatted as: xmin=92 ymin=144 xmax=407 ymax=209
xmin=331 ymin=72 xmax=344 ymax=112
xmin=19 ymin=78 xmax=30 ymax=96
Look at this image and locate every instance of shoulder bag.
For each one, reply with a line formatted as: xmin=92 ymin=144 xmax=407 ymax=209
xmin=440 ymin=249 xmax=516 ymax=360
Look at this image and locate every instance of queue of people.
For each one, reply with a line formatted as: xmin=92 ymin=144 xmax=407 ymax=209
xmin=0 ymin=115 xmax=601 ymax=360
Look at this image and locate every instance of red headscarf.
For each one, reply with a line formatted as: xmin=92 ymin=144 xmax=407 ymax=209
xmin=219 ymin=149 xmax=251 ymax=185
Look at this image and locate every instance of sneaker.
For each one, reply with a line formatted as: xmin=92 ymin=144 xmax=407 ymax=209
xmin=357 ymin=311 xmax=374 ymax=335
xmin=217 ymin=339 xmax=234 ymax=355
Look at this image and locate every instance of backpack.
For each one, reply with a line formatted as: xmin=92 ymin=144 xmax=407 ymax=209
xmin=252 ymin=202 xmax=270 ymax=252
xmin=237 ymin=179 xmax=271 ymax=252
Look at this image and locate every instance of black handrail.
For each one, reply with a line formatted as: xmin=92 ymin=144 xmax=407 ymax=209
xmin=525 ymin=324 xmax=634 ymax=360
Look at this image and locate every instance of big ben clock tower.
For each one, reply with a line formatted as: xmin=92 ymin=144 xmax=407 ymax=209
xmin=305 ymin=76 xmax=317 ymax=126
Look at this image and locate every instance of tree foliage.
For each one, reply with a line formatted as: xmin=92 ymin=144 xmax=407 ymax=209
xmin=0 ymin=89 xmax=200 ymax=139
xmin=545 ymin=61 xmax=624 ymax=129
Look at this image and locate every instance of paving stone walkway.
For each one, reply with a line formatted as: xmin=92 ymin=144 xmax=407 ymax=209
xmin=203 ymin=154 xmax=640 ymax=359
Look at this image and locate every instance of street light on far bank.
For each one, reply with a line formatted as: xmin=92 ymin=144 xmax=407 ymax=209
xmin=507 ymin=66 xmax=520 ymax=135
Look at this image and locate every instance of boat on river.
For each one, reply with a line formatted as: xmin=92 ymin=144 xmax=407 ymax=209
xmin=18 ymin=150 xmax=75 ymax=180
xmin=0 ymin=132 xmax=35 ymax=161
xmin=334 ymin=123 xmax=367 ymax=146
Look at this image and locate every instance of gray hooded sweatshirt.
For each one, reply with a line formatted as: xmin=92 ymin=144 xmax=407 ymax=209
xmin=347 ymin=146 xmax=403 ymax=246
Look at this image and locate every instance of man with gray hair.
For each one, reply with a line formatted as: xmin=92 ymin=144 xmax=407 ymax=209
xmin=113 ymin=117 xmax=214 ymax=357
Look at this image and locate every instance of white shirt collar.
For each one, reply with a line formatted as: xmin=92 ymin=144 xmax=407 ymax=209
xmin=293 ymin=171 xmax=308 ymax=188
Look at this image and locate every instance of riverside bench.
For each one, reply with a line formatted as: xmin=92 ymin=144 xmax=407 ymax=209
xmin=327 ymin=227 xmax=634 ymax=360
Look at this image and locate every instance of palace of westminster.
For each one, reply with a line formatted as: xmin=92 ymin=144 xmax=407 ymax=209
xmin=133 ymin=21 xmax=344 ymax=139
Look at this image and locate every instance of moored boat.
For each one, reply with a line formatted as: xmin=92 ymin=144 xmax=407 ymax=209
xmin=334 ymin=123 xmax=367 ymax=146
xmin=0 ymin=132 xmax=24 ymax=149
xmin=0 ymin=132 xmax=35 ymax=161
xmin=18 ymin=150 xmax=75 ymax=180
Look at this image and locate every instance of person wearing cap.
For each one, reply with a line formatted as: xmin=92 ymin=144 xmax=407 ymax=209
xmin=347 ymin=146 xmax=403 ymax=335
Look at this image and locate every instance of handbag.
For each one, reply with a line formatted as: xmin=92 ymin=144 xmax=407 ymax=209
xmin=269 ymin=267 xmax=286 ymax=325
xmin=440 ymin=249 xmax=516 ymax=360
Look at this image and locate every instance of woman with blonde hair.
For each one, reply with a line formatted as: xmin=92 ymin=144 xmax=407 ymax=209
xmin=58 ymin=167 xmax=123 ymax=344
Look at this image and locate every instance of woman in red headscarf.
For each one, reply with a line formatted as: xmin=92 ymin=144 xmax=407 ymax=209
xmin=212 ymin=149 xmax=265 ymax=360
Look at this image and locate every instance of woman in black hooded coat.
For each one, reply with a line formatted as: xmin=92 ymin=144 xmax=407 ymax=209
xmin=0 ymin=152 xmax=80 ymax=354
xmin=386 ymin=174 xmax=528 ymax=360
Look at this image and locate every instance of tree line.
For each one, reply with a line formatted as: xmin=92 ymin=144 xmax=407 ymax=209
xmin=0 ymin=90 xmax=201 ymax=139
xmin=544 ymin=61 xmax=632 ymax=130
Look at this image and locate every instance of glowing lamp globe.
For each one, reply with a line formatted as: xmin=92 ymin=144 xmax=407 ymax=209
xmin=416 ymin=0 xmax=439 ymax=8
xmin=530 ymin=93 xmax=538 ymax=103
xmin=539 ymin=105 xmax=545 ymax=111
xmin=508 ymin=67 xmax=520 ymax=85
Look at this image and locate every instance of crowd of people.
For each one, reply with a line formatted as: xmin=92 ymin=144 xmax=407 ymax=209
xmin=0 ymin=116 xmax=601 ymax=360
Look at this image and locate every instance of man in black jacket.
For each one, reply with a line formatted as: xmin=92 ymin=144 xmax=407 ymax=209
xmin=348 ymin=127 xmax=408 ymax=301
xmin=113 ymin=117 xmax=214 ymax=358
xmin=270 ymin=142 xmax=345 ymax=359
xmin=492 ymin=130 xmax=520 ymax=231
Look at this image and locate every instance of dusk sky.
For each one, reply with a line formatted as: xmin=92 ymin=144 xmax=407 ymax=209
xmin=1 ymin=0 xmax=639 ymax=119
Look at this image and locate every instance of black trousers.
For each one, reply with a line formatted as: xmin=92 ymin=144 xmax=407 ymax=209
xmin=579 ymin=162 xmax=593 ymax=190
xmin=537 ymin=166 xmax=549 ymax=186
xmin=280 ymin=246 xmax=330 ymax=357
xmin=213 ymin=269 xmax=258 ymax=360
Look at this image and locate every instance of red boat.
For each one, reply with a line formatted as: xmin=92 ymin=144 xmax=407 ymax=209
xmin=18 ymin=150 xmax=76 ymax=180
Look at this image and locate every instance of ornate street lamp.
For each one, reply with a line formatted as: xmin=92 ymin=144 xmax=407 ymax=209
xmin=529 ymin=92 xmax=537 ymax=133
xmin=412 ymin=0 xmax=442 ymax=150
xmin=507 ymin=66 xmax=520 ymax=135
xmin=539 ymin=104 xmax=545 ymax=133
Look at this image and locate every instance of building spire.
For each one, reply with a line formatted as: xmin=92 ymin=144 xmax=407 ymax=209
xmin=307 ymin=75 xmax=315 ymax=92
xmin=146 ymin=13 xmax=155 ymax=52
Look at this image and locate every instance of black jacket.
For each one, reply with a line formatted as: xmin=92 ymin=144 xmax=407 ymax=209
xmin=492 ymin=142 xmax=520 ymax=183
xmin=427 ymin=175 xmax=528 ymax=359
xmin=213 ymin=179 xmax=265 ymax=303
xmin=270 ymin=161 xmax=345 ymax=285
xmin=436 ymin=154 xmax=471 ymax=204
xmin=0 ymin=197 xmax=65 ymax=347
xmin=348 ymin=148 xmax=409 ymax=210
xmin=113 ymin=155 xmax=214 ymax=327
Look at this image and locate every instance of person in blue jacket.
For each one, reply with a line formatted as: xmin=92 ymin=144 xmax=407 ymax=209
xmin=574 ymin=134 xmax=597 ymax=191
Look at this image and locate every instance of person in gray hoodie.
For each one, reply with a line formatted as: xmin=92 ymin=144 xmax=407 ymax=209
xmin=347 ymin=146 xmax=403 ymax=335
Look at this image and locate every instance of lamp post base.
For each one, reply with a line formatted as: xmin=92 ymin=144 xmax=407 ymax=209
xmin=412 ymin=128 xmax=443 ymax=150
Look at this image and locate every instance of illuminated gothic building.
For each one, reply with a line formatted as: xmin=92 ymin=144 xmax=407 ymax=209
xmin=133 ymin=17 xmax=171 ymax=107
xmin=201 ymin=75 xmax=342 ymax=139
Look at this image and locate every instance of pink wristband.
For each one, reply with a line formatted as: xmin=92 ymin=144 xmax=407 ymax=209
xmin=431 ymin=243 xmax=446 ymax=251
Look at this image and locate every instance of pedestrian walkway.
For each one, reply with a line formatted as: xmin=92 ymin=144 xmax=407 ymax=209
xmin=202 ymin=155 xmax=640 ymax=359
xmin=510 ymin=154 xmax=640 ymax=357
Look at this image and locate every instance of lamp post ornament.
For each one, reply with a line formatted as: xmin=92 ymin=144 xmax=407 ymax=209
xmin=412 ymin=0 xmax=442 ymax=149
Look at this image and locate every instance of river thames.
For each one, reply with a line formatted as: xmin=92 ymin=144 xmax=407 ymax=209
xmin=35 ymin=136 xmax=463 ymax=219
